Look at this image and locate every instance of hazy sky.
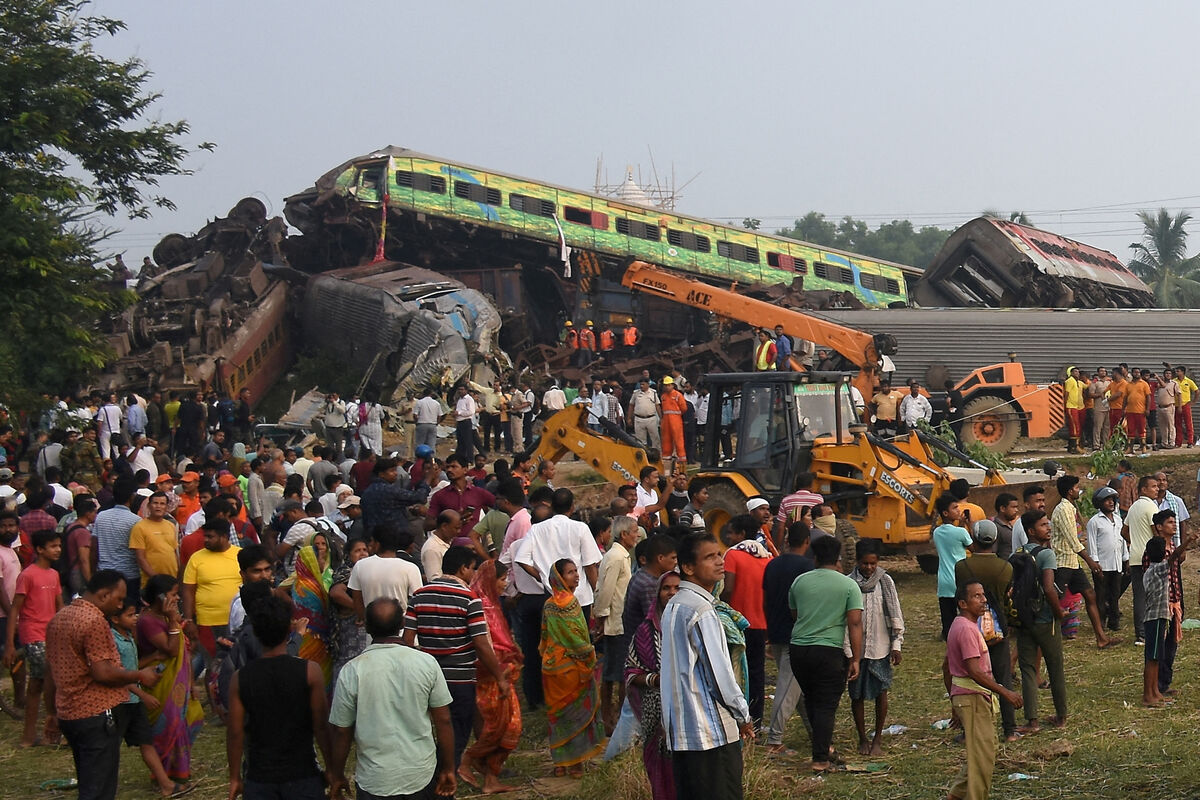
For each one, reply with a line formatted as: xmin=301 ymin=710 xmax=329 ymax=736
xmin=99 ymin=2 xmax=1200 ymax=266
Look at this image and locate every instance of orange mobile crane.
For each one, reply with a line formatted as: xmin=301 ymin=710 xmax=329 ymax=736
xmin=621 ymin=260 xmax=895 ymax=403
xmin=621 ymin=261 xmax=1063 ymax=454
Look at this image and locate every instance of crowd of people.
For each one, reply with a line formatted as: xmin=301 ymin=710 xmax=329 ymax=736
xmin=0 ymin=372 xmax=1196 ymax=800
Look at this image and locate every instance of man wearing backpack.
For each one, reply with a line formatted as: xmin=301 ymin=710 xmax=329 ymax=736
xmin=954 ymin=520 xmax=1018 ymax=742
xmin=1014 ymin=510 xmax=1067 ymax=734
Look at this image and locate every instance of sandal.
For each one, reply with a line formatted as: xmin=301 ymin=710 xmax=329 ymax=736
xmin=166 ymin=784 xmax=195 ymax=798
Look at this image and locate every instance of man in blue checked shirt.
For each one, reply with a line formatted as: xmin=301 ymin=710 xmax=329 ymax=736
xmin=659 ymin=533 xmax=754 ymax=800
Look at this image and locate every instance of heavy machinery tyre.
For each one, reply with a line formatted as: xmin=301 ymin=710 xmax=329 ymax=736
xmin=702 ymin=481 xmax=749 ymax=538
xmin=960 ymin=395 xmax=1021 ymax=454
xmin=916 ymin=553 xmax=939 ymax=575
xmin=153 ymin=233 xmax=192 ymax=269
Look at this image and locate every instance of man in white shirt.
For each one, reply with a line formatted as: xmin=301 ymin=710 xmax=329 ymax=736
xmin=413 ymin=387 xmax=443 ymax=458
xmin=1086 ymin=486 xmax=1126 ymax=633
xmin=514 ymin=488 xmax=602 ymax=610
xmin=127 ymin=435 xmax=159 ymax=482
xmin=322 ymin=392 xmax=348 ymax=458
xmin=542 ymin=384 xmax=566 ymax=413
xmin=453 ymin=385 xmax=477 ymax=462
xmin=634 ymin=465 xmax=666 ymax=525
xmin=97 ymin=393 xmax=123 ymax=459
xmin=899 ymin=381 xmax=932 ymax=430
xmin=347 ymin=522 xmax=423 ymax=615
xmin=421 ymin=509 xmax=460 ymax=580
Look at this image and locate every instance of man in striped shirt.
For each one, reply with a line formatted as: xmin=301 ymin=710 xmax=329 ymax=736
xmin=660 ymin=533 xmax=753 ymax=800
xmin=772 ymin=471 xmax=824 ymax=545
xmin=403 ymin=546 xmax=507 ymax=766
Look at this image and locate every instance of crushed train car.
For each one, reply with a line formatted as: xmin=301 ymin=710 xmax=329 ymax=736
xmin=914 ymin=216 xmax=1154 ymax=308
xmin=96 ymin=248 xmax=292 ymax=400
xmin=301 ymin=263 xmax=506 ymax=400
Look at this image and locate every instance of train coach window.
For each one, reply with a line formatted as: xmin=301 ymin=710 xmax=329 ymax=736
xmin=616 ymin=218 xmax=661 ymax=241
xmin=564 ymin=206 xmax=609 ymax=229
xmin=668 ymin=229 xmax=711 ymax=252
xmin=885 ymin=278 xmax=900 ymax=294
xmin=859 ymin=273 xmax=877 ymax=290
xmin=396 ymin=171 xmax=446 ymax=194
xmin=766 ymin=252 xmax=806 ymax=272
xmin=716 ymin=241 xmax=759 ymax=263
xmin=510 ymin=193 xmax=557 ymax=218
xmin=454 ymin=182 xmax=501 ymax=205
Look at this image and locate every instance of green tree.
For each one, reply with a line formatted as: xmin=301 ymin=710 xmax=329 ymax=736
xmin=1127 ymin=209 xmax=1200 ymax=308
xmin=0 ymin=1 xmax=210 ymax=409
xmin=776 ymin=213 xmax=952 ymax=269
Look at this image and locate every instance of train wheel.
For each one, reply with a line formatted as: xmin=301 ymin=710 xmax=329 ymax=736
xmin=960 ymin=395 xmax=1020 ymax=454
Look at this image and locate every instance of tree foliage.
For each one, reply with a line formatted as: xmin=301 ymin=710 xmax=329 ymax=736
xmin=1127 ymin=209 xmax=1200 ymax=308
xmin=776 ymin=212 xmax=952 ymax=269
xmin=0 ymin=1 xmax=210 ymax=409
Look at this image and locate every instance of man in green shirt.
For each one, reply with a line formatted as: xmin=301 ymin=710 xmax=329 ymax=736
xmin=1016 ymin=510 xmax=1067 ymax=734
xmin=788 ymin=536 xmax=863 ymax=773
xmin=330 ymin=598 xmax=455 ymax=799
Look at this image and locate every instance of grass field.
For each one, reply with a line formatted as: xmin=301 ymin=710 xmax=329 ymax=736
xmin=4 ymin=453 xmax=1200 ymax=799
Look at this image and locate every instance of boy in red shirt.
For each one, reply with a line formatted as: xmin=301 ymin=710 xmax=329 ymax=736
xmin=3 ymin=529 xmax=63 ymax=746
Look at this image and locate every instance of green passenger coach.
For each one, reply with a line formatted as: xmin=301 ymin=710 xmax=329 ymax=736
xmin=313 ymin=148 xmax=911 ymax=308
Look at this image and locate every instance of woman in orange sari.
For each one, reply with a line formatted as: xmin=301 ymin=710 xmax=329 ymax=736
xmin=460 ymin=560 xmax=523 ymax=793
xmin=540 ymin=559 xmax=606 ymax=777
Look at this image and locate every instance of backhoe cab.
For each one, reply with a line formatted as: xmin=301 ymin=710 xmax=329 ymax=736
xmin=695 ymin=371 xmax=1006 ymax=555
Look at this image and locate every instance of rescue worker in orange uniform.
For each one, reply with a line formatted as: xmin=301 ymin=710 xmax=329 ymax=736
xmin=754 ymin=328 xmax=777 ymax=371
xmin=598 ymin=324 xmax=616 ymax=362
xmin=659 ymin=375 xmax=688 ymax=468
xmin=575 ymin=320 xmax=597 ymax=367
xmin=562 ymin=320 xmax=578 ymax=349
xmin=622 ymin=317 xmax=639 ymax=357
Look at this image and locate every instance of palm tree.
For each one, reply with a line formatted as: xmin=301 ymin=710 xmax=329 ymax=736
xmin=1127 ymin=209 xmax=1200 ymax=308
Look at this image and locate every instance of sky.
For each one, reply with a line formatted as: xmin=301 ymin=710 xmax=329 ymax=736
xmin=98 ymin=1 xmax=1200 ymax=268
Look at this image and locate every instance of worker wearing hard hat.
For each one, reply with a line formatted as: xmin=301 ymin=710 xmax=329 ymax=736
xmin=622 ymin=316 xmax=639 ymax=357
xmin=576 ymin=320 xmax=597 ymax=367
xmin=659 ymin=375 xmax=688 ymax=469
xmin=561 ymin=319 xmax=578 ymax=349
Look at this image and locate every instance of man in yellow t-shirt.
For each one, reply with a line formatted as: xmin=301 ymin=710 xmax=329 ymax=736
xmin=870 ymin=380 xmax=903 ymax=438
xmin=1174 ymin=366 xmax=1198 ymax=447
xmin=182 ymin=520 xmax=242 ymax=652
xmin=129 ymin=492 xmax=179 ymax=585
xmin=1063 ymin=366 xmax=1087 ymax=453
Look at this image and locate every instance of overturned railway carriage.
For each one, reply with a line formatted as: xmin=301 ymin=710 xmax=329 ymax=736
xmin=282 ymin=148 xmax=916 ymax=342
xmin=915 ymin=216 xmax=1154 ymax=308
xmin=302 ymin=263 xmax=504 ymax=399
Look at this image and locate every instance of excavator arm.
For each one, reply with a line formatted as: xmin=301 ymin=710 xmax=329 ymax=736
xmin=531 ymin=405 xmax=665 ymax=488
xmin=621 ymin=260 xmax=894 ymax=401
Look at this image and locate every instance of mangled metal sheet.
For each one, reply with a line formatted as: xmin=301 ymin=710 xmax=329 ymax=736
xmin=914 ymin=217 xmax=1154 ymax=308
xmin=301 ymin=263 xmax=505 ymax=400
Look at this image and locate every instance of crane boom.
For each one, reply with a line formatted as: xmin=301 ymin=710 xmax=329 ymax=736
xmin=621 ymin=260 xmax=896 ymax=400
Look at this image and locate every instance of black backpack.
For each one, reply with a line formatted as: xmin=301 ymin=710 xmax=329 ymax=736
xmin=1007 ymin=545 xmax=1048 ymax=629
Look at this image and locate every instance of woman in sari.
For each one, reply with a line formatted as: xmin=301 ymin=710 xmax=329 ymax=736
xmin=460 ymin=560 xmax=523 ymax=793
xmin=135 ymin=574 xmax=204 ymax=783
xmin=289 ymin=529 xmax=340 ymax=690
xmin=625 ymin=571 xmax=681 ymax=800
xmin=328 ymin=538 xmax=371 ymax=688
xmin=540 ymin=559 xmax=607 ymax=777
